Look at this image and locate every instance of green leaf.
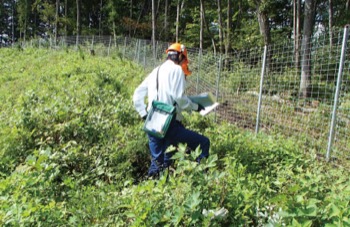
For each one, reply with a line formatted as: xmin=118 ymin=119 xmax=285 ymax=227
xmin=171 ymin=207 xmax=184 ymax=226
xmin=325 ymin=224 xmax=339 ymax=227
xmin=270 ymin=194 xmax=288 ymax=204
xmin=329 ymin=203 xmax=341 ymax=218
xmin=292 ymin=218 xmax=302 ymax=227
xmin=204 ymin=154 xmax=218 ymax=169
xmin=185 ymin=191 xmax=202 ymax=211
xmin=304 ymin=206 xmax=317 ymax=216
xmin=343 ymin=217 xmax=350 ymax=225
xmin=300 ymin=220 xmax=312 ymax=227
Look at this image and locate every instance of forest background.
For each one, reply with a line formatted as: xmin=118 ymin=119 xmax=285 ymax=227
xmin=2 ymin=0 xmax=350 ymax=101
xmin=1 ymin=0 xmax=350 ymax=52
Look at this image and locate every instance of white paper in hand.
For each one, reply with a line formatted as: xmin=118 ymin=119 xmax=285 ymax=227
xmin=199 ymin=102 xmax=220 ymax=116
xmin=189 ymin=92 xmax=220 ymax=116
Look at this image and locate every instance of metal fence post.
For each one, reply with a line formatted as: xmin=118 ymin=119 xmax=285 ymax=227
xmin=75 ymin=35 xmax=79 ymax=50
xmin=143 ymin=42 xmax=146 ymax=68
xmin=134 ymin=39 xmax=139 ymax=63
xmin=154 ymin=41 xmax=159 ymax=67
xmin=215 ymin=55 xmax=223 ymax=122
xmin=108 ymin=36 xmax=111 ymax=56
xmin=326 ymin=24 xmax=349 ymax=161
xmin=196 ymin=50 xmax=202 ymax=94
xmin=123 ymin=37 xmax=127 ymax=59
xmin=255 ymin=45 xmax=268 ymax=134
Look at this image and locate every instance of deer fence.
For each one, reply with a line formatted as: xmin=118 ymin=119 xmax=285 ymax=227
xmin=18 ymin=25 xmax=350 ymax=160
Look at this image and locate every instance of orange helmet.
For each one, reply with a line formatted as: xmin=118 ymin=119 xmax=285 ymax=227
xmin=166 ymin=43 xmax=188 ymax=60
xmin=166 ymin=43 xmax=191 ymax=75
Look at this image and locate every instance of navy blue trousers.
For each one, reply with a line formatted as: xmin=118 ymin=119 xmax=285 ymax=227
xmin=147 ymin=120 xmax=210 ymax=176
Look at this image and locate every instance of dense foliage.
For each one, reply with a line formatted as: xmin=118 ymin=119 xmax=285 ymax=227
xmin=1 ymin=0 xmax=350 ymax=49
xmin=0 ymin=48 xmax=349 ymax=226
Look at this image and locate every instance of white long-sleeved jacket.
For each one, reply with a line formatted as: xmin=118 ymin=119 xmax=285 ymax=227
xmin=133 ymin=60 xmax=198 ymax=121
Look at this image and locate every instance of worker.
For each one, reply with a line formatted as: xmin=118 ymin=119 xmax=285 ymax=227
xmin=133 ymin=43 xmax=210 ymax=178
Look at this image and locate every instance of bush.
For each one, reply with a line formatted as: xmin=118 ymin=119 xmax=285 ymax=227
xmin=1 ymin=47 xmax=350 ymax=226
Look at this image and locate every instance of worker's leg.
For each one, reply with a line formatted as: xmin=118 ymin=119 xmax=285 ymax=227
xmin=147 ymin=134 xmax=167 ymax=177
xmin=166 ymin=121 xmax=210 ymax=161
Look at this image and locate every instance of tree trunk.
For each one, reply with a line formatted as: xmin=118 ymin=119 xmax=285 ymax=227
xmin=152 ymin=0 xmax=156 ymax=59
xmin=201 ymin=0 xmax=216 ymax=53
xmin=113 ymin=21 xmax=116 ymax=42
xmin=200 ymin=0 xmax=204 ymax=50
xmin=217 ymin=0 xmax=224 ymax=54
xmin=176 ymin=0 xmax=181 ymax=42
xmin=224 ymin=0 xmax=232 ymax=58
xmin=294 ymin=0 xmax=301 ymax=73
xmin=99 ymin=0 xmax=102 ymax=36
xmin=256 ymin=5 xmax=271 ymax=71
xmin=133 ymin=0 xmax=146 ymax=37
xmin=12 ymin=0 xmax=15 ymax=44
xmin=76 ymin=0 xmax=81 ymax=46
xmin=299 ymin=0 xmax=315 ymax=98
xmin=164 ymin=0 xmax=169 ymax=40
xmin=329 ymin=0 xmax=333 ymax=49
xmin=130 ymin=0 xmax=133 ymax=36
xmin=65 ymin=0 xmax=67 ymax=36
xmin=257 ymin=9 xmax=271 ymax=46
xmin=22 ymin=0 xmax=28 ymax=41
xmin=31 ymin=2 xmax=37 ymax=38
xmin=55 ymin=0 xmax=59 ymax=45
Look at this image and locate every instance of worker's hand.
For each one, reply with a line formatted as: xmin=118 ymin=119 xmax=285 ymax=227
xmin=197 ymin=104 xmax=205 ymax=112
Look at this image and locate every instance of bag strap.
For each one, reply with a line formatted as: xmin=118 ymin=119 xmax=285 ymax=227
xmin=156 ymin=66 xmax=161 ymax=101
xmin=155 ymin=64 xmax=177 ymax=107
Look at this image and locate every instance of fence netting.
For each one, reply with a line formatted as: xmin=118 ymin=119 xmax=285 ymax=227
xmin=18 ymin=29 xmax=350 ymax=160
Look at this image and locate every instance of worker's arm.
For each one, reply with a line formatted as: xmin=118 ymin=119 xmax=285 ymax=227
xmin=133 ymin=76 xmax=149 ymax=118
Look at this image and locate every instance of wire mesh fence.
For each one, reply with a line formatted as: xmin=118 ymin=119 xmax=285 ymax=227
xmin=16 ymin=26 xmax=350 ymax=160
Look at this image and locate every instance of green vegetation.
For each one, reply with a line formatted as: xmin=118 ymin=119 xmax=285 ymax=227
xmin=1 ymin=48 xmax=350 ymax=226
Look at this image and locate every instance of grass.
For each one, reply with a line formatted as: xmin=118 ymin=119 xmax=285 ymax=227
xmin=0 ymin=47 xmax=350 ymax=226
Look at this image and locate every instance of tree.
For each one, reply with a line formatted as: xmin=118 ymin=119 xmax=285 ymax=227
xmin=299 ymin=0 xmax=316 ymax=98
xmin=0 ymin=2 xmax=7 ymax=36
xmin=175 ymin=0 xmax=182 ymax=42
xmin=98 ymin=0 xmax=102 ymax=36
xmin=200 ymin=0 xmax=216 ymax=53
xmin=293 ymin=0 xmax=301 ymax=71
xmin=2 ymin=0 xmax=350 ymax=50
xmin=64 ymin=0 xmax=67 ymax=35
xmin=17 ymin=0 xmax=32 ymax=41
xmin=336 ymin=0 xmax=350 ymax=25
xmin=55 ymin=0 xmax=59 ymax=44
xmin=255 ymin=0 xmax=271 ymax=46
xmin=199 ymin=0 xmax=203 ymax=50
xmin=328 ymin=0 xmax=333 ymax=48
xmin=76 ymin=0 xmax=81 ymax=45
xmin=163 ymin=0 xmax=169 ymax=40
xmin=152 ymin=0 xmax=156 ymax=59
xmin=11 ymin=0 xmax=16 ymax=43
xmin=106 ymin=0 xmax=117 ymax=37
xmin=217 ymin=0 xmax=224 ymax=54
xmin=225 ymin=0 xmax=232 ymax=57
xmin=0 ymin=0 xmax=15 ymax=44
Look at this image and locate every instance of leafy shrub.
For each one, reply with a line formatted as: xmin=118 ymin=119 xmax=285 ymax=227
xmin=1 ymin=47 xmax=350 ymax=226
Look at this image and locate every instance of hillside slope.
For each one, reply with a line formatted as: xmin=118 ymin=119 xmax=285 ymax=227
xmin=0 ymin=48 xmax=349 ymax=226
